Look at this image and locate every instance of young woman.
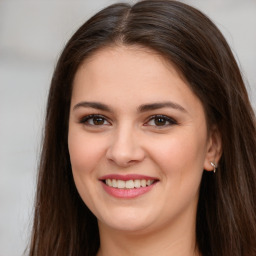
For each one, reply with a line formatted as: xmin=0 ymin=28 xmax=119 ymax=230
xmin=28 ymin=1 xmax=256 ymax=255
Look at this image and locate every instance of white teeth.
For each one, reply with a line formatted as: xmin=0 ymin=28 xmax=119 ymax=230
xmin=106 ymin=179 xmax=112 ymax=186
xmin=117 ymin=180 xmax=125 ymax=188
xmin=112 ymin=179 xmax=118 ymax=188
xmin=141 ymin=179 xmax=146 ymax=187
xmin=105 ymin=179 xmax=155 ymax=189
xmin=125 ymin=180 xmax=134 ymax=189
xmin=134 ymin=179 xmax=141 ymax=188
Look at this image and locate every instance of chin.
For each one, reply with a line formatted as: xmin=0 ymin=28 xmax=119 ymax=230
xmin=101 ymin=220 xmax=152 ymax=234
xmin=97 ymin=209 xmax=155 ymax=233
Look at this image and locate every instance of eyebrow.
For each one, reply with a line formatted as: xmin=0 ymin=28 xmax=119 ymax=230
xmin=73 ymin=101 xmax=187 ymax=113
xmin=73 ymin=101 xmax=111 ymax=112
xmin=138 ymin=102 xmax=187 ymax=113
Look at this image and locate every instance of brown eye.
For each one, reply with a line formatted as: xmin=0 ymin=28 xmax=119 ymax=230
xmin=80 ymin=115 xmax=110 ymax=126
xmin=154 ymin=117 xmax=167 ymax=126
xmin=92 ymin=116 xmax=105 ymax=125
xmin=146 ymin=115 xmax=177 ymax=127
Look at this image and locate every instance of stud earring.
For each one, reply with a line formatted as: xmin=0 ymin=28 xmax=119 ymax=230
xmin=210 ymin=161 xmax=217 ymax=173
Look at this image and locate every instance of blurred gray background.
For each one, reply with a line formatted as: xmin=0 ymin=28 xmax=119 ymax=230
xmin=0 ymin=0 xmax=255 ymax=255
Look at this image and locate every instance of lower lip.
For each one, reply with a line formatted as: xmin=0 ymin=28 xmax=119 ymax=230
xmin=102 ymin=182 xmax=156 ymax=199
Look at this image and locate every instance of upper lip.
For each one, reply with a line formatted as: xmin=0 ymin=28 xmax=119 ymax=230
xmin=99 ymin=174 xmax=159 ymax=181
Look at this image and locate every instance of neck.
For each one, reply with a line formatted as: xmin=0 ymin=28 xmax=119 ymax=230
xmin=96 ymin=214 xmax=200 ymax=256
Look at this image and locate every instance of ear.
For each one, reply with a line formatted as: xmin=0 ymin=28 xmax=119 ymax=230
xmin=204 ymin=125 xmax=222 ymax=172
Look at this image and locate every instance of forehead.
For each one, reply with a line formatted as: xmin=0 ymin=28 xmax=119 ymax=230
xmin=71 ymin=45 xmax=202 ymax=113
xmin=73 ymin=45 xmax=185 ymax=90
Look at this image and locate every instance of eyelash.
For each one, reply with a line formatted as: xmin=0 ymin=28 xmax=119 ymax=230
xmin=145 ymin=115 xmax=178 ymax=127
xmin=79 ymin=114 xmax=177 ymax=127
xmin=79 ymin=114 xmax=111 ymax=126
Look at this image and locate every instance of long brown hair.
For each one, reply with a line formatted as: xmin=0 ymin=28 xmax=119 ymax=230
xmin=28 ymin=1 xmax=256 ymax=255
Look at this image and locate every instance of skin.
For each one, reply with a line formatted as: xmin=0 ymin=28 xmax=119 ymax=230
xmin=68 ymin=45 xmax=221 ymax=256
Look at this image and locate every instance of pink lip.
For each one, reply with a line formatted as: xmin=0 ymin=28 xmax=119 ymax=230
xmin=102 ymin=182 xmax=157 ymax=199
xmin=99 ymin=174 xmax=159 ymax=199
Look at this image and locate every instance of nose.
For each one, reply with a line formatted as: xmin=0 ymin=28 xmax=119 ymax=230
xmin=106 ymin=125 xmax=146 ymax=167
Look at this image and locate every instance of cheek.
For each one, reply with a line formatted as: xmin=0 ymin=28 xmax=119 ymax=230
xmin=68 ymin=130 xmax=107 ymax=209
xmin=150 ymin=131 xmax=207 ymax=213
xmin=149 ymin=129 xmax=207 ymax=178
xmin=68 ymin=131 xmax=106 ymax=175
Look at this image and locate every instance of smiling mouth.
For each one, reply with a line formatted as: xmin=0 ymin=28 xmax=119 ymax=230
xmin=104 ymin=179 xmax=157 ymax=189
xmin=100 ymin=175 xmax=159 ymax=198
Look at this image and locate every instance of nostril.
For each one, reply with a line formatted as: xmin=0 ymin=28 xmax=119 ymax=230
xmin=106 ymin=137 xmax=146 ymax=166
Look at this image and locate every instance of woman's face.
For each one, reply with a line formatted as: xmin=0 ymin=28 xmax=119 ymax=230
xmin=68 ymin=45 xmax=217 ymax=234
